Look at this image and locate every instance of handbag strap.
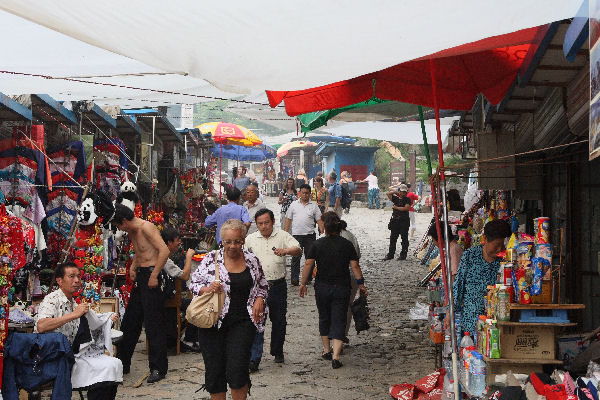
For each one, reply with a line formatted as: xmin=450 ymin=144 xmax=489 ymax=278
xmin=214 ymin=250 xmax=221 ymax=282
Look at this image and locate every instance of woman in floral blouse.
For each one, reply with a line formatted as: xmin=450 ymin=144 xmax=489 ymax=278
xmin=278 ymin=178 xmax=297 ymax=230
xmin=189 ymin=219 xmax=268 ymax=400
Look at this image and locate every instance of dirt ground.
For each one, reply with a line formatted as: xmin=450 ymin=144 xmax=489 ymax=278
xmin=116 ymin=196 xmax=438 ymax=399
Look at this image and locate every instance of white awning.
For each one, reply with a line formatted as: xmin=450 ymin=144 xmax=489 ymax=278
xmin=0 ymin=1 xmax=580 ymax=95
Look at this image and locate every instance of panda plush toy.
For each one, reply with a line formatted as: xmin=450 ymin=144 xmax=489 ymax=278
xmin=77 ymin=191 xmax=116 ymax=227
xmin=77 ymin=195 xmax=98 ymax=226
xmin=115 ymin=180 xmax=138 ymax=212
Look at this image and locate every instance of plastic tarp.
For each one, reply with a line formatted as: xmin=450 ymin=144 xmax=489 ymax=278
xmin=210 ymin=144 xmax=276 ymax=162
xmin=0 ymin=1 xmax=580 ymax=95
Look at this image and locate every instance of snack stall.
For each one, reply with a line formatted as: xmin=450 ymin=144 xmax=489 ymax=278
xmin=416 ymin=183 xmax=588 ymax=397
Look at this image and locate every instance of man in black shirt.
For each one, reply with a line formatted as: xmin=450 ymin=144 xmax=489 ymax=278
xmin=384 ymin=184 xmax=412 ymax=260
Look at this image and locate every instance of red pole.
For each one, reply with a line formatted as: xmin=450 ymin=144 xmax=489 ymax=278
xmin=430 ymin=58 xmax=448 ymax=294
xmin=431 ymin=58 xmax=459 ymax=400
xmin=219 ymin=144 xmax=222 ymax=199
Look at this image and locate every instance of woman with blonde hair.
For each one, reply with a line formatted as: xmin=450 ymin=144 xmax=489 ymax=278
xmin=295 ymin=168 xmax=308 ymax=190
xmin=189 ymin=219 xmax=269 ymax=400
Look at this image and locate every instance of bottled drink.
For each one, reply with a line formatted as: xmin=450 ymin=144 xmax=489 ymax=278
xmin=469 ymin=352 xmax=487 ymax=396
xmin=442 ymin=375 xmax=455 ymax=400
xmin=459 ymin=332 xmax=474 ymax=350
xmin=442 ymin=334 xmax=453 ymax=380
xmin=461 ymin=347 xmax=473 ymax=389
xmin=442 ymin=335 xmax=452 ymax=358
xmin=497 ymin=286 xmax=511 ymax=321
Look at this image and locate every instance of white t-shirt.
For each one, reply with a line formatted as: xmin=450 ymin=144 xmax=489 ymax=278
xmin=285 ymin=199 xmax=322 ymax=236
xmin=365 ymin=174 xmax=379 ymax=190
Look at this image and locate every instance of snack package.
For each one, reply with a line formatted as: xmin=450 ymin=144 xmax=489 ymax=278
xmin=531 ymin=258 xmax=544 ymax=295
xmin=534 ymin=217 xmax=550 ymax=244
xmin=519 ymin=233 xmax=535 ymax=242
xmin=517 ymin=241 xmax=534 ymax=267
xmin=536 ymin=243 xmax=552 ymax=265
xmin=516 ymin=267 xmax=531 ymax=304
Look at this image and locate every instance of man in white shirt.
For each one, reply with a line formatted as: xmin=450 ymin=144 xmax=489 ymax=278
xmin=284 ymin=183 xmax=324 ymax=286
xmin=245 ymin=209 xmax=302 ymax=371
xmin=361 ymin=171 xmax=380 ymax=209
xmin=243 ymin=184 xmax=265 ymax=235
xmin=36 ymin=262 xmax=121 ymax=399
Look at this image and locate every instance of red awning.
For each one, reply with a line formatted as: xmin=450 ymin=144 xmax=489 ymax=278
xmin=267 ymin=26 xmax=541 ymax=115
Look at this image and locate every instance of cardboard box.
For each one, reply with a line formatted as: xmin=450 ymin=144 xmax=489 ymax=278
xmin=500 ymin=325 xmax=555 ymax=360
xmin=558 ymin=334 xmax=588 ymax=369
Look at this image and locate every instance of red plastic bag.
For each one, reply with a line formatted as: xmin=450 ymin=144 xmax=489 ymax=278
xmin=390 ymin=384 xmax=415 ymax=400
xmin=415 ymin=369 xmax=444 ymax=393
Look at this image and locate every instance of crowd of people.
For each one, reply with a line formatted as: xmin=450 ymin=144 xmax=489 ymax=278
xmin=30 ymin=166 xmax=432 ymax=400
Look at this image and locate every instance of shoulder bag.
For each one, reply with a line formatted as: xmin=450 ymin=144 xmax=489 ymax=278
xmin=185 ymin=260 xmax=226 ymax=328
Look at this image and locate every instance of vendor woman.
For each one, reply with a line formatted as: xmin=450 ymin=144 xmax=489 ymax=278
xmin=449 ymin=219 xmax=511 ymax=336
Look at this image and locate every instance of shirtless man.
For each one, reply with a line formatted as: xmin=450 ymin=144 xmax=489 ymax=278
xmin=113 ymin=204 xmax=171 ymax=384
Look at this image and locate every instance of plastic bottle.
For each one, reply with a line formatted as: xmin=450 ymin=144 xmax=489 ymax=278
xmin=459 ymin=332 xmax=474 ymax=352
xmin=442 ymin=375 xmax=455 ymax=400
xmin=469 ymin=352 xmax=487 ymax=396
xmin=442 ymin=334 xmax=453 ymax=380
xmin=461 ymin=347 xmax=474 ymax=389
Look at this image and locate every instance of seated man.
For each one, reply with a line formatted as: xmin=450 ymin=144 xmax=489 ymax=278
xmin=36 ymin=262 xmax=122 ymax=400
xmin=160 ymin=225 xmax=197 ymax=351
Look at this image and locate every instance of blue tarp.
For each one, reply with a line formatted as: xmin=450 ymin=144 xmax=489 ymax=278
xmin=211 ymin=144 xmax=276 ymax=162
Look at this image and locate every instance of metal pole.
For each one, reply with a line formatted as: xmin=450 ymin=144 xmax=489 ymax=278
xmin=431 ymin=58 xmax=459 ymax=399
xmin=418 ymin=106 xmax=433 ymax=176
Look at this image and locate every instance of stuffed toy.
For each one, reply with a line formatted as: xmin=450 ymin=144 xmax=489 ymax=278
xmin=115 ymin=180 xmax=139 ymax=212
xmin=77 ymin=196 xmax=98 ymax=226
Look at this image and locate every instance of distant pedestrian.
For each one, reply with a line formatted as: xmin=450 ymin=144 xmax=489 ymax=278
xmin=205 ymin=187 xmax=251 ymax=245
xmin=233 ymin=167 xmax=251 ymax=192
xmin=327 ymin=172 xmax=343 ymax=217
xmin=243 ymin=184 xmax=265 ymax=235
xmin=340 ymin=172 xmax=354 ymax=214
xmin=361 ymin=171 xmax=380 ymax=209
xmin=246 ymin=209 xmax=302 ymax=372
xmin=311 ymin=177 xmax=328 ymax=213
xmin=383 ymin=184 xmax=412 ymax=261
xmin=295 ymin=168 xmax=308 ymax=190
xmin=284 ymin=184 xmax=324 ymax=286
xmin=299 ymin=212 xmax=367 ymax=369
xmin=278 ymin=178 xmax=297 ymax=230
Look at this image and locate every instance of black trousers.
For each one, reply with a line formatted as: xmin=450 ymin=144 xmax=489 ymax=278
xmin=387 ymin=221 xmax=410 ymax=258
xmin=291 ymin=233 xmax=316 ymax=283
xmin=198 ymin=317 xmax=256 ymax=394
xmin=86 ymin=383 xmax=119 ymax=400
xmin=313 ymin=281 xmax=350 ymax=340
xmin=117 ymin=268 xmax=168 ymax=375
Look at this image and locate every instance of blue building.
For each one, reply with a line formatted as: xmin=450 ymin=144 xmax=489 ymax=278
xmin=316 ymin=143 xmax=378 ymax=183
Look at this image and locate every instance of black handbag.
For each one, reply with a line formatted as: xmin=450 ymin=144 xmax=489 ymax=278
xmin=350 ymin=293 xmax=370 ymax=333
xmin=159 ymin=270 xmax=176 ymax=298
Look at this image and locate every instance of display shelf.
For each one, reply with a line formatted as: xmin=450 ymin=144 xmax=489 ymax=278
xmin=497 ymin=321 xmax=577 ymax=327
xmin=483 ymin=356 xmax=563 ymax=365
xmin=509 ymin=303 xmax=585 ymax=310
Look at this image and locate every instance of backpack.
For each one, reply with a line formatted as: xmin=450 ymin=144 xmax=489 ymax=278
xmin=340 ymin=183 xmax=352 ymax=209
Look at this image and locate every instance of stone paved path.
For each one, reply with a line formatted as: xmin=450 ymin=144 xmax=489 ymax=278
xmin=117 ymin=197 xmax=437 ymax=399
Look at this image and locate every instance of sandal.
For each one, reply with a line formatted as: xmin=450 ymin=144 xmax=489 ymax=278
xmin=321 ymin=350 xmax=333 ymax=360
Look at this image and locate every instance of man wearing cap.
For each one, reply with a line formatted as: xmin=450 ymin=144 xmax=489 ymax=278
xmin=383 ymin=184 xmax=412 ymax=260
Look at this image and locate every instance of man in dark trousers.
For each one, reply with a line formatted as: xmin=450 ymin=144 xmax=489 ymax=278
xmin=113 ymin=204 xmax=171 ymax=383
xmin=383 ymin=184 xmax=412 ymax=261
